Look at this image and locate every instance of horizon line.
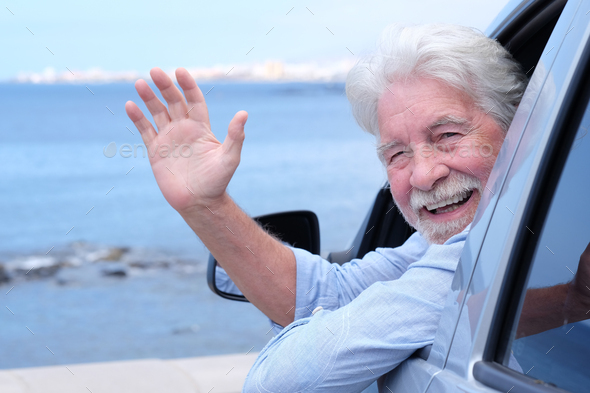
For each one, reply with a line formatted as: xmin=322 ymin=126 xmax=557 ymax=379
xmin=6 ymin=59 xmax=356 ymax=84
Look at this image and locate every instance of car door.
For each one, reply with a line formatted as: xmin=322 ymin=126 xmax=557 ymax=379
xmin=381 ymin=0 xmax=590 ymax=391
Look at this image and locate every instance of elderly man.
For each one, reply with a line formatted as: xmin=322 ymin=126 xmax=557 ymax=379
xmin=125 ymin=24 xmax=590 ymax=392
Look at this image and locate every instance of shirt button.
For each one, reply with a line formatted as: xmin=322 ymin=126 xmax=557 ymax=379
xmin=312 ymin=306 xmax=323 ymax=315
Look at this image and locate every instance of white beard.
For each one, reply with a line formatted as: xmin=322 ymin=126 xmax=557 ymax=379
xmin=396 ymin=172 xmax=482 ymax=244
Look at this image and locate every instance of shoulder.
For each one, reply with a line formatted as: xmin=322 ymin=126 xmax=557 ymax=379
xmin=374 ymin=230 xmax=430 ymax=262
xmin=409 ymin=224 xmax=471 ymax=271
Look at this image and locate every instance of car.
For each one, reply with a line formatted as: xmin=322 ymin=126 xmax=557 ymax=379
xmin=207 ymin=0 xmax=590 ymax=391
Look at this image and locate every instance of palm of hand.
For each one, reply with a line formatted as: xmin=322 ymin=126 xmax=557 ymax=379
xmin=125 ymin=68 xmax=247 ymax=213
xmin=149 ymin=121 xmax=225 ymax=210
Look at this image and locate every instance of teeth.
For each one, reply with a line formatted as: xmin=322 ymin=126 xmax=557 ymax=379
xmin=425 ymin=191 xmax=470 ymax=211
xmin=438 ymin=204 xmax=461 ymax=214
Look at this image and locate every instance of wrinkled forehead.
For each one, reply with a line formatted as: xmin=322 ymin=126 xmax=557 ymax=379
xmin=376 ymin=78 xmax=479 ymax=141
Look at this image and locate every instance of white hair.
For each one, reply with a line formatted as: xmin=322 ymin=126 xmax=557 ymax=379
xmin=346 ymin=24 xmax=528 ymax=137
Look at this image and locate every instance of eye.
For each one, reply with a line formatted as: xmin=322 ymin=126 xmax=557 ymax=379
xmin=388 ymin=147 xmax=414 ymax=164
xmin=440 ymin=132 xmax=459 ymax=139
xmin=389 ymin=151 xmax=404 ymax=163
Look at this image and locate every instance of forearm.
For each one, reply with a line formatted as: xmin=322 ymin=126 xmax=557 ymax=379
xmin=516 ymin=283 xmax=590 ymax=339
xmin=180 ymin=193 xmax=297 ymax=326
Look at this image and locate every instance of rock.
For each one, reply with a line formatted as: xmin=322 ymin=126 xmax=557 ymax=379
xmin=102 ymin=247 xmax=129 ymax=261
xmin=22 ymin=265 xmax=60 ymax=278
xmin=129 ymin=260 xmax=170 ymax=269
xmin=101 ymin=267 xmax=127 ymax=277
xmin=55 ymin=277 xmax=75 ymax=286
xmin=0 ymin=263 xmax=10 ymax=283
xmin=171 ymin=324 xmax=200 ymax=335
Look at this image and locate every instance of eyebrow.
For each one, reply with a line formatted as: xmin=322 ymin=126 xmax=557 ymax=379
xmin=428 ymin=115 xmax=468 ymax=129
xmin=376 ymin=140 xmax=403 ymax=164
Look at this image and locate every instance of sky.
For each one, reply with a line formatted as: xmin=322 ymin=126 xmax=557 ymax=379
xmin=0 ymin=0 xmax=511 ymax=81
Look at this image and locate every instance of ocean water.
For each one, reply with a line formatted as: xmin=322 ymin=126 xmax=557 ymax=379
xmin=0 ymin=82 xmax=385 ymax=368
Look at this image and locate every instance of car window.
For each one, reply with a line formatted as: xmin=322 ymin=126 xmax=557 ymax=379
xmin=501 ymin=105 xmax=590 ymax=392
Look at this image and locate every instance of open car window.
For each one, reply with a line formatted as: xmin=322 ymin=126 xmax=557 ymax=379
xmin=498 ymin=93 xmax=590 ymax=392
xmin=472 ymin=3 xmax=590 ymax=391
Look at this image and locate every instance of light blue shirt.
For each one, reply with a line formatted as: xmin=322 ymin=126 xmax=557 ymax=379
xmin=241 ymin=226 xmax=470 ymax=392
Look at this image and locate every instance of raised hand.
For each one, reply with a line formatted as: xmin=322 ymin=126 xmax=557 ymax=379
xmin=125 ymin=67 xmax=248 ymax=214
xmin=125 ymin=68 xmax=296 ymax=327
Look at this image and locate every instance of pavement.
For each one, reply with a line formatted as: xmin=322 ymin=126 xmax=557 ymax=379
xmin=0 ymin=353 xmax=259 ymax=393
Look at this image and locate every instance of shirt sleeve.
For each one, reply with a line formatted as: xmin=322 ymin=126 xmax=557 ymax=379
xmin=243 ymin=235 xmax=466 ymax=392
xmin=293 ymin=231 xmax=429 ymax=321
xmin=215 ymin=265 xmax=243 ymax=295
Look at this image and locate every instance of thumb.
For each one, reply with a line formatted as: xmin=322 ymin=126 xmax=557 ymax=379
xmin=222 ymin=110 xmax=248 ymax=160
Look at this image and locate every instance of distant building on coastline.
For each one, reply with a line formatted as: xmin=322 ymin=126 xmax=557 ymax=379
xmin=11 ymin=60 xmax=353 ymax=84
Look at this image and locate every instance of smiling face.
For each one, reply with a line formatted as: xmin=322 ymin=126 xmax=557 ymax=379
xmin=377 ymin=77 xmax=506 ymax=244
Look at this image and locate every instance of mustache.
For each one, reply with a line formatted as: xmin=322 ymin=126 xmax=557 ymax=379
xmin=409 ymin=172 xmax=482 ymax=212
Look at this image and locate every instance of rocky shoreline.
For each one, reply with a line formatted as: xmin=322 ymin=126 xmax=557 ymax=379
xmin=0 ymin=242 xmax=204 ymax=284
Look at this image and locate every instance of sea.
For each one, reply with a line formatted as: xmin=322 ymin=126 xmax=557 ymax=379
xmin=0 ymin=82 xmax=386 ymax=369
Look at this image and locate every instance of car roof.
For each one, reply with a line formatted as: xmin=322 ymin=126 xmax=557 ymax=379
xmin=490 ymin=0 xmax=566 ymax=90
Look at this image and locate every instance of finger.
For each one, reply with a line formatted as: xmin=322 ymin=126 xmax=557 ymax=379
xmin=125 ymin=100 xmax=158 ymax=146
xmin=221 ymin=111 xmax=248 ymax=166
xmin=176 ymin=68 xmax=211 ymax=123
xmin=150 ymin=67 xmax=189 ymax=121
xmin=134 ymin=78 xmax=171 ymax=132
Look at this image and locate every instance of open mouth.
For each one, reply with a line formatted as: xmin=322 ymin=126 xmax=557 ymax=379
xmin=425 ymin=190 xmax=473 ymax=215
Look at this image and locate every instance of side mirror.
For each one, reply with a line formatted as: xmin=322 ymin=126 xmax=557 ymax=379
xmin=206 ymin=210 xmax=320 ymax=302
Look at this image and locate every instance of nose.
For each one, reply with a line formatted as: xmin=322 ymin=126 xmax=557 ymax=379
xmin=409 ymin=144 xmax=450 ymax=191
